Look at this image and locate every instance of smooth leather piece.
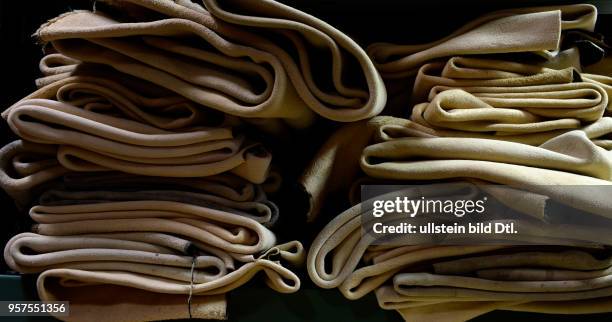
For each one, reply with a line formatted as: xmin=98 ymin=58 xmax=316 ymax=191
xmin=412 ymin=87 xmax=607 ymax=136
xmin=34 ymin=0 xmax=386 ymax=125
xmin=4 ymin=195 xmax=304 ymax=321
xmin=27 ymin=73 xmax=212 ymax=130
xmin=0 ymin=140 xmax=69 ymax=208
xmin=368 ymin=4 xmax=596 ymax=79
xmin=298 ymin=116 xmax=434 ymax=221
xmin=376 ymin=249 xmax=612 ymax=321
xmin=6 ymin=98 xmax=271 ymax=183
xmin=361 ymin=130 xmax=612 ymax=219
xmin=6 ymin=232 xmax=302 ymax=293
xmin=412 ymin=57 xmax=579 ymax=104
xmin=306 ymin=183 xmax=506 ymax=296
xmin=38 ymin=188 xmax=279 ymax=227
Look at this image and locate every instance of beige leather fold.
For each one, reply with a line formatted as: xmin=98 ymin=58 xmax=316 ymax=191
xmin=408 ymin=112 xmax=612 ymax=149
xmin=26 ymin=200 xmax=277 ymax=253
xmin=583 ymin=73 xmax=612 ymax=100
xmin=38 ymin=187 xmax=279 ymax=227
xmin=299 ymin=114 xmax=612 ymax=222
xmin=30 ymin=56 xmax=200 ymax=101
xmin=373 ymin=248 xmax=612 ymax=321
xmin=361 ymin=130 xmax=612 ymax=185
xmin=33 ymin=0 xmax=386 ymax=125
xmin=403 ymin=57 xmax=612 ymax=139
xmin=412 ymin=56 xmax=586 ymax=102
xmin=39 ymin=53 xmax=79 ymax=75
xmin=305 ymin=113 xmax=612 ymax=320
xmin=298 ymin=116 xmax=434 ymax=221
xmin=25 ymin=74 xmax=212 ymax=130
xmin=368 ymin=4 xmax=596 ymax=79
xmin=6 ymin=98 xmax=271 ymax=183
xmin=388 ymin=54 xmax=587 ymax=116
xmin=0 ymin=140 xmax=68 ymax=208
xmin=6 ymin=232 xmax=302 ymax=293
xmin=306 ymin=184 xmax=507 ymax=297
xmin=0 ymin=139 xmax=274 ymax=208
xmin=307 ymin=183 xmax=612 ymax=305
xmin=4 ymin=197 xmax=304 ymax=321
xmin=361 ymin=130 xmax=612 ymax=219
xmin=411 ymin=87 xmax=607 ymax=139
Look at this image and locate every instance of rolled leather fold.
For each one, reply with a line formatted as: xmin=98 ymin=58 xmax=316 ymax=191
xmin=377 ymin=248 xmax=612 ymax=321
xmin=307 ymin=184 xmax=507 ymax=298
xmin=34 ymin=53 xmax=81 ymax=87
xmin=411 ymin=87 xmax=608 ymax=139
xmin=5 ymin=232 xmax=303 ymax=292
xmin=308 ymin=188 xmax=612 ymax=321
xmin=0 ymin=140 xmax=69 ymax=208
xmin=368 ymin=4 xmax=597 ymax=79
xmin=4 ymin=198 xmax=304 ymax=321
xmin=298 ymin=113 xmax=612 ymax=222
xmin=31 ymin=0 xmax=386 ymax=126
xmin=403 ymin=57 xmax=612 ymax=146
xmin=5 ymin=98 xmax=271 ymax=183
xmin=361 ymin=129 xmax=612 ymax=218
xmin=38 ymin=186 xmax=279 ymax=227
xmin=26 ymin=73 xmax=214 ymax=130
xmin=0 ymin=138 xmax=275 ymax=209
xmin=412 ymin=56 xmax=584 ymax=103
xmin=360 ymin=129 xmax=612 ymax=184
xmin=306 ymin=114 xmax=612 ymax=320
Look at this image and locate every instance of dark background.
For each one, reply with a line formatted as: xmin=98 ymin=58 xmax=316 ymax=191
xmin=1 ymin=1 xmax=612 ymax=321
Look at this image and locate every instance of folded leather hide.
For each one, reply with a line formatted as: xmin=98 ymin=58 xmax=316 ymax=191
xmin=305 ymin=115 xmax=612 ymax=320
xmin=5 ymin=76 xmax=271 ymax=183
xmin=0 ymin=140 xmax=68 ymax=208
xmin=368 ymin=4 xmax=597 ymax=79
xmin=31 ymin=0 xmax=387 ymax=126
xmin=4 ymin=199 xmax=304 ymax=321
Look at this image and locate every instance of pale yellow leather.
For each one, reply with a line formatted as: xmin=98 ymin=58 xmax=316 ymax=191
xmin=368 ymin=4 xmax=596 ymax=79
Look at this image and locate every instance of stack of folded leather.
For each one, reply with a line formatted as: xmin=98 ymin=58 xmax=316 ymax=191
xmin=4 ymin=66 xmax=272 ymax=183
xmin=0 ymin=0 xmax=390 ymax=320
xmin=406 ymin=56 xmax=612 ymax=148
xmin=0 ymin=52 xmax=301 ymax=320
xmin=301 ymin=5 xmax=612 ymax=319
xmin=31 ymin=0 xmax=386 ymax=127
xmin=4 ymin=171 xmax=303 ymax=321
xmin=367 ymin=4 xmax=605 ymax=114
xmin=304 ymin=115 xmax=612 ymax=321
